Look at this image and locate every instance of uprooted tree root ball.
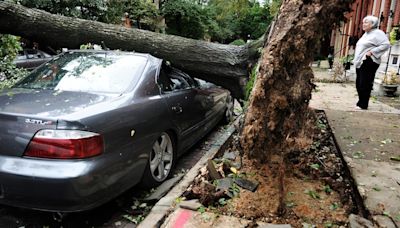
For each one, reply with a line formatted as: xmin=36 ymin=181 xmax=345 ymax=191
xmin=183 ymin=111 xmax=359 ymax=227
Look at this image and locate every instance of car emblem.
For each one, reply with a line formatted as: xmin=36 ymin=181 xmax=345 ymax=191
xmin=25 ymin=118 xmax=53 ymax=125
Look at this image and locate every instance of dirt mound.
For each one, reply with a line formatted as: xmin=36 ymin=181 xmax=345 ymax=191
xmin=184 ymin=111 xmax=359 ymax=227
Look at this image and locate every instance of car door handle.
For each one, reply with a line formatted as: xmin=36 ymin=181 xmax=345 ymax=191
xmin=172 ymin=106 xmax=183 ymax=114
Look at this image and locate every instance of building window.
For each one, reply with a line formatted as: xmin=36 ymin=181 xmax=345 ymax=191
xmin=392 ymin=55 xmax=398 ymax=65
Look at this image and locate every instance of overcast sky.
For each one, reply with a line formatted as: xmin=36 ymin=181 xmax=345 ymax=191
xmin=257 ymin=0 xmax=266 ymax=5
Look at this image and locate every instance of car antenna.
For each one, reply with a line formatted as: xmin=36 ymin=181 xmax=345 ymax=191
xmin=101 ymin=41 xmax=109 ymax=51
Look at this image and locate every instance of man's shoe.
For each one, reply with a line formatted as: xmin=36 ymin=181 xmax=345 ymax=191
xmin=354 ymin=106 xmax=367 ymax=110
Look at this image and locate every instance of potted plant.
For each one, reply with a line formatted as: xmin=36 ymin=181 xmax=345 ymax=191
xmin=382 ymin=71 xmax=400 ymax=97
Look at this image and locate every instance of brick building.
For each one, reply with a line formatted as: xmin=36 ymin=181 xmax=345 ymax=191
xmin=331 ymin=0 xmax=400 ymax=74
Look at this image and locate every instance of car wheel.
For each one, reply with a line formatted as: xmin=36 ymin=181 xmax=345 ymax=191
xmin=222 ymin=95 xmax=234 ymax=124
xmin=141 ymin=132 xmax=175 ymax=188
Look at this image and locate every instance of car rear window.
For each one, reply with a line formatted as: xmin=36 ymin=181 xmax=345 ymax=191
xmin=14 ymin=52 xmax=147 ymax=94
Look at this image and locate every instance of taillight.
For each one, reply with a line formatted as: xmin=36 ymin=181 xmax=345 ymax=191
xmin=24 ymin=129 xmax=103 ymax=159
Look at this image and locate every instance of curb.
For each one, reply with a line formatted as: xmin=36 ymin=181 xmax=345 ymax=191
xmin=323 ymin=110 xmax=370 ymax=219
xmin=137 ymin=118 xmax=239 ymax=228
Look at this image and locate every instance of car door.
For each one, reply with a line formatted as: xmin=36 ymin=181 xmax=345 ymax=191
xmin=25 ymin=49 xmax=46 ymax=70
xmin=157 ymin=66 xmax=204 ymax=153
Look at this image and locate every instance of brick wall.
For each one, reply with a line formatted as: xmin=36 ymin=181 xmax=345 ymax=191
xmin=394 ymin=0 xmax=400 ymax=26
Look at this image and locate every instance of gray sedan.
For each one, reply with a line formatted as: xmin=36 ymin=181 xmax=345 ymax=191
xmin=0 ymin=50 xmax=233 ymax=212
xmin=14 ymin=49 xmax=52 ymax=70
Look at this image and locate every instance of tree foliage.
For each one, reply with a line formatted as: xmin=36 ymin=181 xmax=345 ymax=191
xmin=161 ymin=0 xmax=208 ymax=39
xmin=207 ymin=0 xmax=272 ymax=42
xmin=13 ymin=0 xmax=107 ymax=20
xmin=269 ymin=0 xmax=282 ymax=16
xmin=12 ymin=0 xmax=159 ymax=28
xmin=161 ymin=0 xmax=272 ymax=42
xmin=0 ymin=34 xmax=27 ymax=89
xmin=105 ymin=0 xmax=159 ymax=29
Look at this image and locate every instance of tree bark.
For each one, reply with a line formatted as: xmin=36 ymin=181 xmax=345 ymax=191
xmin=239 ymin=0 xmax=353 ymax=215
xmin=241 ymin=0 xmax=353 ymax=162
xmin=0 ymin=2 xmax=262 ymax=99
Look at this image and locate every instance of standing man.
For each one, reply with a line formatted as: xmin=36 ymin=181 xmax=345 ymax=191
xmin=122 ymin=12 xmax=131 ymax=28
xmin=353 ymin=16 xmax=390 ymax=110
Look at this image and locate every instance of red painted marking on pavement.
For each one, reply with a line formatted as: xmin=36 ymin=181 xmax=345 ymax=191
xmin=173 ymin=209 xmax=192 ymax=228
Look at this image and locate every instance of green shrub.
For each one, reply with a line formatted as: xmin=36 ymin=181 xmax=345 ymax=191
xmin=339 ymin=54 xmax=354 ymax=64
xmin=245 ymin=64 xmax=258 ymax=100
xmin=0 ymin=34 xmax=28 ymax=90
xmin=229 ymin=39 xmax=246 ymax=46
xmin=390 ymin=27 xmax=399 ymax=45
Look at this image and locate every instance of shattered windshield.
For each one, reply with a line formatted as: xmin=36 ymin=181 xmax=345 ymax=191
xmin=14 ymin=52 xmax=147 ymax=94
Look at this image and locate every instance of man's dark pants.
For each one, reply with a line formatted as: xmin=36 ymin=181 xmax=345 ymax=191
xmin=355 ymin=56 xmax=379 ymax=109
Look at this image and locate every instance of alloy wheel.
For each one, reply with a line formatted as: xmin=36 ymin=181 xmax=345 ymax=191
xmin=149 ymin=132 xmax=173 ymax=182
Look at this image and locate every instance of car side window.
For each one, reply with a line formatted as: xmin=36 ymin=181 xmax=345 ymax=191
xmin=169 ymin=73 xmax=190 ymax=90
xmin=17 ymin=50 xmax=27 ymax=60
xmin=176 ymin=71 xmax=195 ymax=88
xmin=158 ymin=68 xmax=174 ymax=92
xmin=158 ymin=65 xmax=193 ymax=92
xmin=26 ymin=49 xmax=41 ymax=59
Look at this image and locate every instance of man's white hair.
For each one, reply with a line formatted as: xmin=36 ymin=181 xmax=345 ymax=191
xmin=363 ymin=15 xmax=379 ymax=29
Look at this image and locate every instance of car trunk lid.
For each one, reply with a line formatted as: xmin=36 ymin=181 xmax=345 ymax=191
xmin=0 ymin=113 xmax=57 ymax=157
xmin=0 ymin=88 xmax=114 ymax=157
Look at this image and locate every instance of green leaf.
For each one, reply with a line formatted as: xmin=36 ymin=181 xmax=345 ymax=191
xmin=123 ymin=214 xmax=144 ymax=224
xmin=198 ymin=206 xmax=206 ymax=213
xmin=329 ymin=203 xmax=339 ymax=210
xmin=302 ymin=222 xmax=316 ymax=228
xmin=372 ymin=186 xmax=381 ymax=191
xmin=175 ymin=197 xmax=185 ymax=204
xmin=390 ymin=156 xmax=400 ymax=162
xmin=310 ymin=163 xmax=320 ymax=170
xmin=218 ymin=198 xmax=227 ymax=206
xmin=230 ymin=167 xmax=238 ymax=174
xmin=352 ymin=151 xmax=365 ymax=159
xmin=323 ymin=185 xmax=332 ymax=193
xmin=342 ymin=135 xmax=353 ymax=140
xmin=305 ymin=189 xmax=320 ymax=199
xmin=286 ymin=201 xmax=296 ymax=208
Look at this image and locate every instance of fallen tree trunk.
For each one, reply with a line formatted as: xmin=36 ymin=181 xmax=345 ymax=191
xmin=0 ymin=2 xmax=262 ymax=99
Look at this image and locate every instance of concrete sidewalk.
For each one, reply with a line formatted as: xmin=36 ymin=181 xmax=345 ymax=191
xmin=310 ymin=80 xmax=400 ymax=227
xmin=310 ymin=83 xmax=400 ymax=114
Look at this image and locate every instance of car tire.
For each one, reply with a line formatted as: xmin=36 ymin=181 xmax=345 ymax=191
xmin=221 ymin=95 xmax=234 ymax=124
xmin=140 ymin=132 xmax=175 ymax=188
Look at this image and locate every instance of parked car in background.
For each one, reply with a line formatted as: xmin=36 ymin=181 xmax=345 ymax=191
xmin=0 ymin=50 xmax=234 ymax=212
xmin=14 ymin=49 xmax=52 ymax=70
